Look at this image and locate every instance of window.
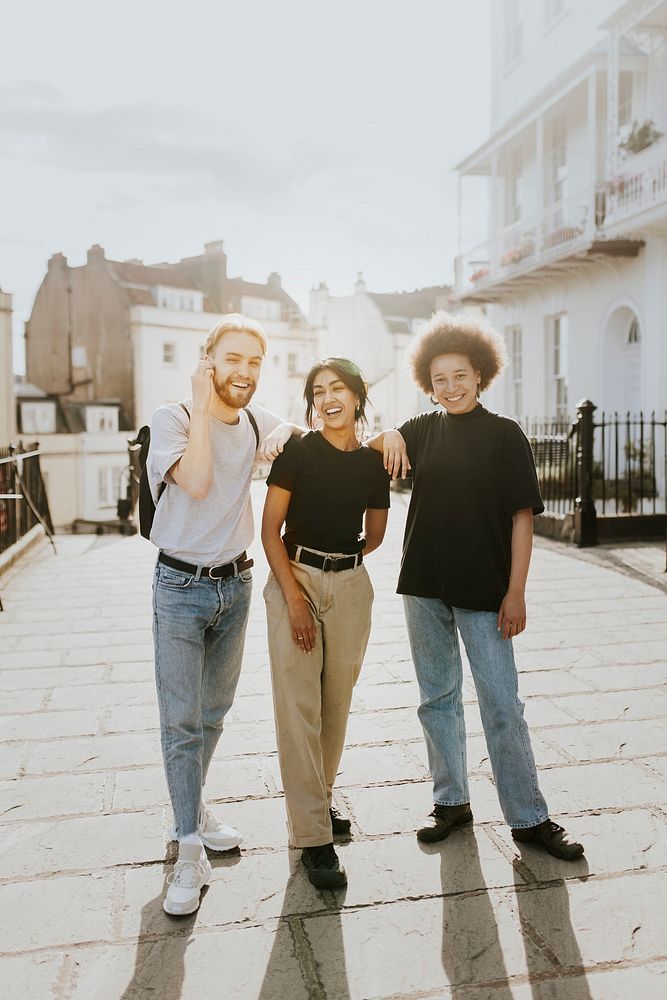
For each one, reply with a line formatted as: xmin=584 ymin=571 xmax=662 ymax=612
xmin=287 ymin=352 xmax=298 ymax=374
xmin=199 ymin=344 xmax=206 ymax=359
xmin=546 ymin=113 xmax=567 ymax=205
xmin=20 ymin=402 xmax=56 ymax=434
xmin=505 ymin=0 xmax=523 ymax=66
xmin=549 ymin=315 xmax=569 ymax=419
xmin=619 ymin=72 xmax=633 ymax=129
xmin=627 ymin=317 xmax=640 ymax=345
xmin=506 ymin=147 xmax=523 ymax=224
xmin=162 ymin=342 xmax=176 ymax=366
xmin=85 ymin=406 xmax=119 ymax=434
xmin=373 ymin=415 xmax=383 ymax=433
xmin=507 ymin=326 xmax=523 ymax=416
xmin=97 ymin=466 xmax=124 ymax=507
xmin=156 ymin=287 xmax=203 ymax=312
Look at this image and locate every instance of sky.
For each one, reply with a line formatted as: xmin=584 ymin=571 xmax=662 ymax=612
xmin=0 ymin=0 xmax=491 ymax=371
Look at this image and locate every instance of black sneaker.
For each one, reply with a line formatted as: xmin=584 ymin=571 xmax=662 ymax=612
xmin=330 ymin=806 xmax=352 ymax=836
xmin=416 ymin=803 xmax=474 ymax=843
xmin=512 ymin=819 xmax=584 ymax=860
xmin=301 ymin=843 xmax=347 ymax=889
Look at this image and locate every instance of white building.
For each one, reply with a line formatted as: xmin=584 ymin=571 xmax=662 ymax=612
xmin=310 ymin=274 xmax=452 ymax=431
xmin=0 ymin=288 xmax=15 ymax=443
xmin=15 ymin=382 xmax=130 ymax=529
xmin=454 ymin=0 xmax=667 ymax=421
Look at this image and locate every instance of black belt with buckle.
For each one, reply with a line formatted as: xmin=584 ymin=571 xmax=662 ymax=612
xmin=158 ymin=551 xmax=253 ymax=579
xmin=285 ymin=542 xmax=362 ymax=572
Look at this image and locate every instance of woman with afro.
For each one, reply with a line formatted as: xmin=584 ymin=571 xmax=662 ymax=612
xmin=368 ymin=312 xmax=584 ymax=860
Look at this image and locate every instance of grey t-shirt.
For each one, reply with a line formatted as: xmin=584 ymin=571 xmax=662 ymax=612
xmin=148 ymin=400 xmax=282 ymax=566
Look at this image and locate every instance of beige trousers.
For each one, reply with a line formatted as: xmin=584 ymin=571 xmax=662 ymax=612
xmin=264 ymin=557 xmax=373 ymax=847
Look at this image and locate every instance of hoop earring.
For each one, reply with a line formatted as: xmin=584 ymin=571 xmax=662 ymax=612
xmin=430 ymin=394 xmax=438 ymax=406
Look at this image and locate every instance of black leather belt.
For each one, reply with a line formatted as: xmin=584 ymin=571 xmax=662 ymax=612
xmin=285 ymin=543 xmax=362 ymax=572
xmin=158 ymin=551 xmax=253 ymax=579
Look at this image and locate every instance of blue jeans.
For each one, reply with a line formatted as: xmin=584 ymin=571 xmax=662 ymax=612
xmin=152 ymin=560 xmax=252 ymax=838
xmin=403 ymin=596 xmax=548 ymax=829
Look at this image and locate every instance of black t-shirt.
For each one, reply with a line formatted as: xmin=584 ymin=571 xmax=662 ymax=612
xmin=267 ymin=431 xmax=391 ymax=554
xmin=397 ymin=404 xmax=544 ymax=612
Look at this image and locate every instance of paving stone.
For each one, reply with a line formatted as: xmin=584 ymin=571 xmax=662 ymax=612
xmin=515 ymin=671 xmax=592 ymax=697
xmin=0 ymin=772 xmax=106 ymax=821
xmin=575 ymin=662 xmax=667 ymax=692
xmin=515 ymin=869 xmax=667 ymax=967
xmin=343 ymin=774 xmax=502 ymax=835
xmin=63 ymin=642 xmax=156 ymax=666
xmin=345 ymin=706 xmax=423 ymax=745
xmin=0 ymin=810 xmax=165 ymax=878
xmin=340 ymin=827 xmax=526 ymax=910
xmin=228 ymin=692 xmax=275 ymax=724
xmin=0 ymin=688 xmax=48 ymax=714
xmin=0 ymin=871 xmax=114 ymax=950
xmin=109 ymin=660 xmax=154 ymax=683
xmin=333 ymin=742 xmax=428 ymax=787
xmin=303 ymin=893 xmax=553 ymax=997
xmin=24 ymin=732 xmax=162 ymax=775
xmin=463 ymin=962 xmax=667 ymax=999
xmin=103 ymin=702 xmax=160 ymax=734
xmin=120 ymin=849 xmax=321 ymax=938
xmin=69 ymin=924 xmax=308 ymax=999
xmin=547 ymin=689 xmax=667 ymax=724
xmin=0 ymin=953 xmax=64 ymax=1000
xmin=0 ymin=745 xmax=24 ymax=780
xmin=352 ymin=680 xmax=420 ymax=713
xmin=49 ymin=681 xmax=155 ymax=711
xmin=0 ymin=665 xmax=107 ymax=690
xmin=494 ymin=807 xmax=667 ymax=881
xmin=214 ymin=795 xmax=289 ymax=851
xmin=538 ymin=760 xmax=666 ymax=812
xmin=0 ymin=708 xmax=99 ymax=742
xmin=543 ymin=718 xmax=667 ymax=763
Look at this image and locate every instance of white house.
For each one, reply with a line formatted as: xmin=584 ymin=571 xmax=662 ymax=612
xmin=454 ymin=0 xmax=667 ymax=421
xmin=309 ymin=274 xmax=453 ymax=431
xmin=15 ymin=382 xmax=130 ymax=529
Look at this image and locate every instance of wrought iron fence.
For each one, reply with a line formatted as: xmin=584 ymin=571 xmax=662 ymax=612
xmin=524 ymin=404 xmax=667 ymax=545
xmin=0 ymin=443 xmax=54 ymax=556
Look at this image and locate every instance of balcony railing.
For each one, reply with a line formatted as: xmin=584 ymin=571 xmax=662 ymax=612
xmin=456 ymin=190 xmax=593 ymax=296
xmin=602 ymin=140 xmax=667 ymax=231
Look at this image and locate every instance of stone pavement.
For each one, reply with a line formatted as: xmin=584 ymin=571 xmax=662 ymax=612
xmin=0 ymin=481 xmax=666 ymax=999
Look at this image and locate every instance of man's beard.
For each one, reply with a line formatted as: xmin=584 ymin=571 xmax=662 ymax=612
xmin=213 ymin=374 xmax=256 ymax=409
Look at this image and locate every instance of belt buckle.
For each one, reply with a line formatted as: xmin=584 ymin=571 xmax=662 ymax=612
xmin=322 ymin=554 xmax=338 ymax=573
xmin=208 ymin=563 xmax=226 ymax=580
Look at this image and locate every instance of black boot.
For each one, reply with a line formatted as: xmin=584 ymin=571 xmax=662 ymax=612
xmin=512 ymin=819 xmax=584 ymax=860
xmin=416 ymin=803 xmax=473 ymax=843
xmin=301 ymin=843 xmax=347 ymax=888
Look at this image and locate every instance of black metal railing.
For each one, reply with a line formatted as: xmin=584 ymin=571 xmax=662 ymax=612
xmin=524 ymin=403 xmax=667 ymax=546
xmin=524 ymin=416 xmax=577 ymax=517
xmin=0 ymin=442 xmax=54 ymax=556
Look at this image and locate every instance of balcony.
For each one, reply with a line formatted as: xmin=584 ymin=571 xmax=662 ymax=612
xmin=601 ymin=139 xmax=667 ymax=238
xmin=455 ymin=189 xmax=644 ymax=303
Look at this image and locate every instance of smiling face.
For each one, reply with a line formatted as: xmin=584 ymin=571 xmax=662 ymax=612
xmin=312 ymin=368 xmax=360 ymax=430
xmin=430 ymin=352 xmax=481 ymax=414
xmin=208 ymin=330 xmax=264 ymax=409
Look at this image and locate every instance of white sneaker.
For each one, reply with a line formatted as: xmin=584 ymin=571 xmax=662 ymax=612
xmin=199 ymin=803 xmax=244 ymax=851
xmin=163 ymin=847 xmax=212 ymax=916
xmin=166 ymin=803 xmax=243 ymax=852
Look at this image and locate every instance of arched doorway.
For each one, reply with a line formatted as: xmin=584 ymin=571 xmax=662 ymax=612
xmin=602 ymin=305 xmax=642 ymax=415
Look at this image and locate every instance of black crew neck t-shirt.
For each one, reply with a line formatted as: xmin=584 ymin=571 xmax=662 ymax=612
xmin=266 ymin=431 xmax=390 ymax=554
xmin=397 ymin=405 xmax=544 ymax=612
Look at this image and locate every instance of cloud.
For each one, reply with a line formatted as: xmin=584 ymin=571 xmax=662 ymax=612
xmin=0 ymin=82 xmax=352 ymax=210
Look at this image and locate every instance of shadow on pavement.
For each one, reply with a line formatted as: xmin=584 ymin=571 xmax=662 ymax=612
xmin=432 ymin=829 xmax=516 ymax=998
xmin=257 ymin=853 xmax=351 ymax=1000
xmin=120 ymin=848 xmax=241 ymax=1000
xmin=511 ymin=853 xmax=594 ymax=1000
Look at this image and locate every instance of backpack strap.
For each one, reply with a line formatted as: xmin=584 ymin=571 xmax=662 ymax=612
xmin=244 ymin=407 xmax=260 ymax=450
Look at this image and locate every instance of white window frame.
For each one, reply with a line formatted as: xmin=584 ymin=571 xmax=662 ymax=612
xmin=162 ymin=342 xmax=176 ymax=367
xmin=506 ymin=325 xmax=523 ymax=417
xmin=546 ymin=314 xmax=569 ymax=419
xmin=505 ymin=0 xmax=524 ymax=68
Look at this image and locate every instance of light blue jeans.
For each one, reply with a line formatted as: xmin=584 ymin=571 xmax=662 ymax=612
xmin=152 ymin=561 xmax=252 ymax=838
xmin=403 ymin=596 xmax=548 ymax=829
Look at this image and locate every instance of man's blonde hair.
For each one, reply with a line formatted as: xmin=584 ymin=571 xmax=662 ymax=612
xmin=205 ymin=313 xmax=268 ymax=357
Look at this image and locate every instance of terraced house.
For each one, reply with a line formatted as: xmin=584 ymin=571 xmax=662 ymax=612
xmin=454 ymin=0 xmax=667 ymax=423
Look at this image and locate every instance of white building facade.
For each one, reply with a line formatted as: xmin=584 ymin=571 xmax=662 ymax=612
xmin=455 ymin=0 xmax=667 ymax=421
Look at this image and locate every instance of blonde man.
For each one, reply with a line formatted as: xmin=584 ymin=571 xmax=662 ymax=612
xmin=148 ymin=314 xmax=299 ymax=915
